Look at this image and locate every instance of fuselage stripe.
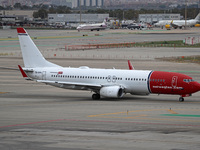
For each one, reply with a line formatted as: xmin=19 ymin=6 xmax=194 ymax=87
xmin=147 ymin=71 xmax=153 ymax=93
xmin=18 ymin=33 xmax=28 ymax=36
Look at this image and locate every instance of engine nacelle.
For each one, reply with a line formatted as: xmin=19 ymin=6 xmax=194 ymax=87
xmin=100 ymin=86 xmax=124 ymax=98
xmin=165 ymin=24 xmax=171 ymax=30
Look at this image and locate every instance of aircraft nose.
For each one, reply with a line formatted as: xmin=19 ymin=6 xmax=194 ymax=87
xmin=193 ymin=82 xmax=200 ymax=93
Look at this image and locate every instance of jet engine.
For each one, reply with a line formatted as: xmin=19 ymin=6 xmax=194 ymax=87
xmin=165 ymin=24 xmax=171 ymax=30
xmin=100 ymin=86 xmax=124 ymax=98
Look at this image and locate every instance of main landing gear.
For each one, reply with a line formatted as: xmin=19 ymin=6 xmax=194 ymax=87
xmin=92 ymin=93 xmax=100 ymax=100
xmin=179 ymin=97 xmax=184 ymax=102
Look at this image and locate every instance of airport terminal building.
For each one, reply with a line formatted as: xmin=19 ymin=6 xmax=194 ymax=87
xmin=48 ymin=13 xmax=109 ymax=24
xmin=139 ymin=14 xmax=180 ymax=23
xmin=72 ymin=0 xmax=104 ymax=8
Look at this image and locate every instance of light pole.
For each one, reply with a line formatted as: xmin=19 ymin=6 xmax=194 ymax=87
xmin=79 ymin=0 xmax=82 ymax=24
xmin=185 ymin=0 xmax=187 ymax=29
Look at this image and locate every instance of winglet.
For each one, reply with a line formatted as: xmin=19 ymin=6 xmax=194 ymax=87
xmin=128 ymin=60 xmax=134 ymax=70
xmin=17 ymin=28 xmax=26 ymax=34
xmin=18 ymin=65 xmax=31 ymax=80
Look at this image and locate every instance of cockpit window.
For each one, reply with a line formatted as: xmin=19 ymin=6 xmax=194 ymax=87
xmin=183 ymin=79 xmax=195 ymax=83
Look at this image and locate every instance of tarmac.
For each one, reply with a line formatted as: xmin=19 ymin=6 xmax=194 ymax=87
xmin=0 ymin=28 xmax=200 ymax=150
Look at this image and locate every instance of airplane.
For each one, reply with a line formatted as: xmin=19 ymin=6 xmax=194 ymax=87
xmin=17 ymin=28 xmax=200 ymax=102
xmin=154 ymin=13 xmax=200 ymax=29
xmin=154 ymin=20 xmax=173 ymax=28
xmin=76 ymin=20 xmax=107 ymax=32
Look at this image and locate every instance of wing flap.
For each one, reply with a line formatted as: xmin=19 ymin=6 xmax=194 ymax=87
xmin=37 ymin=80 xmax=102 ymax=90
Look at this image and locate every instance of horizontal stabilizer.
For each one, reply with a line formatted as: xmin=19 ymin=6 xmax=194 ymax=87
xmin=18 ymin=65 xmax=32 ymax=80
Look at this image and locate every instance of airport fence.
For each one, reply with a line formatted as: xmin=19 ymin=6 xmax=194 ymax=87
xmin=64 ymin=42 xmax=188 ymax=51
xmin=65 ymin=42 xmax=136 ymax=50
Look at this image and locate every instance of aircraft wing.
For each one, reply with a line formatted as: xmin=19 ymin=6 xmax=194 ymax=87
xmin=170 ymin=21 xmax=180 ymax=28
xmin=37 ymin=80 xmax=124 ymax=92
xmin=37 ymin=80 xmax=103 ymax=91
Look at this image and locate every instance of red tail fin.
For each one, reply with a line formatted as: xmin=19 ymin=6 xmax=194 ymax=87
xmin=128 ymin=60 xmax=134 ymax=70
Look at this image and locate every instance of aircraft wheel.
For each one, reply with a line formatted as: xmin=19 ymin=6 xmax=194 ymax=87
xmin=92 ymin=94 xmax=100 ymax=100
xmin=179 ymin=97 xmax=184 ymax=102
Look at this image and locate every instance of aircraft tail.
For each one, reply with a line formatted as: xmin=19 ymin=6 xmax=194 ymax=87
xmin=17 ymin=28 xmax=60 ymax=68
xmin=103 ymin=18 xmax=108 ymax=24
xmin=194 ymin=13 xmax=200 ymax=20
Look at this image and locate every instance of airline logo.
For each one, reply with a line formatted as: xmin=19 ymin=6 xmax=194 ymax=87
xmin=58 ymin=71 xmax=63 ymax=75
xmin=171 ymin=76 xmax=178 ymax=88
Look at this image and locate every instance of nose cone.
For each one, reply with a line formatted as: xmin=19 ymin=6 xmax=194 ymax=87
xmin=193 ymin=82 xmax=200 ymax=93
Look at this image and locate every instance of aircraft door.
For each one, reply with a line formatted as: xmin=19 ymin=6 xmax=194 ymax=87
xmin=42 ymin=71 xmax=46 ymax=80
xmin=107 ymin=75 xmax=111 ymax=82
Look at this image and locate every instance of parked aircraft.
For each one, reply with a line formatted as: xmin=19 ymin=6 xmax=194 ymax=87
xmin=154 ymin=20 xmax=172 ymax=28
xmin=154 ymin=13 xmax=200 ymax=29
xmin=77 ymin=20 xmax=107 ymax=31
xmin=17 ymin=28 xmax=200 ymax=101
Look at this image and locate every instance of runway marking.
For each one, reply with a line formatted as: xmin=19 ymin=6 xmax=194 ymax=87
xmin=161 ymin=114 xmax=200 ymax=117
xmin=0 ymin=92 xmax=7 ymax=94
xmin=140 ymin=116 xmax=200 ymax=123
xmin=1 ymin=118 xmax=200 ymax=129
xmin=0 ymin=119 xmax=65 ymax=129
xmin=88 ymin=109 xmax=200 ymax=123
xmin=167 ymin=109 xmax=178 ymax=114
xmin=96 ymin=115 xmax=147 ymax=119
xmin=88 ymin=109 xmax=166 ymax=118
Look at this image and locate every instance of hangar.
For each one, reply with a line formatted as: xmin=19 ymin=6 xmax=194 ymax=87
xmin=139 ymin=14 xmax=180 ymax=23
xmin=48 ymin=13 xmax=109 ymax=24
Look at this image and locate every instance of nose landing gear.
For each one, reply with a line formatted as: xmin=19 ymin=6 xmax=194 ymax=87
xmin=179 ymin=97 xmax=184 ymax=102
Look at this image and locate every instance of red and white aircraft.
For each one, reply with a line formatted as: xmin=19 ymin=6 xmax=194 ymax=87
xmin=17 ymin=28 xmax=200 ymax=102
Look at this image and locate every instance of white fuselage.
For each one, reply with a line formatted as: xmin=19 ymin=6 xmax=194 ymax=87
xmin=155 ymin=19 xmax=198 ymax=27
xmin=155 ymin=20 xmax=172 ymax=26
xmin=172 ymin=19 xmax=198 ymax=27
xmin=27 ymin=67 xmax=152 ymax=95
xmin=77 ymin=23 xmax=107 ymax=31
